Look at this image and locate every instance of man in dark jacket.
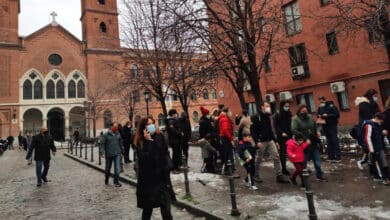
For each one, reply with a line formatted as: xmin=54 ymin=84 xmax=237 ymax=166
xmin=100 ymin=122 xmax=124 ymax=187
xmin=317 ymin=97 xmax=340 ymax=162
xmin=26 ymin=127 xmax=57 ymax=187
xmin=251 ymin=102 xmax=287 ymax=183
xmin=121 ymin=121 xmax=133 ymax=163
xmin=273 ymin=100 xmax=292 ymax=175
xmin=166 ymin=109 xmax=183 ymax=171
xmin=179 ymin=112 xmax=191 ymax=166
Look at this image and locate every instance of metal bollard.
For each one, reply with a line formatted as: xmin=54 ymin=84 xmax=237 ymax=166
xmin=182 ymin=153 xmax=191 ymax=197
xmin=303 ymin=169 xmax=317 ymax=220
xmin=85 ymin=143 xmax=88 ymax=160
xmin=67 ymin=140 xmax=70 ymax=153
xmin=79 ymin=142 xmax=82 ymax=158
xmin=91 ymin=143 xmax=94 ymax=162
xmin=98 ymin=148 xmax=102 ymax=165
xmin=75 ymin=141 xmax=78 ymax=156
xmin=227 ymin=159 xmax=240 ymax=216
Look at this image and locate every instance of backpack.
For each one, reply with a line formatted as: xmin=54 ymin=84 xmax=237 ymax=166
xmin=349 ymin=124 xmax=360 ymax=140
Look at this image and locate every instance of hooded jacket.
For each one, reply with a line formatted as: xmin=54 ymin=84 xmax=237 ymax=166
xmin=219 ymin=113 xmax=233 ymax=141
xmin=286 ymin=139 xmax=308 ymax=163
xmin=355 ymin=97 xmax=379 ymax=124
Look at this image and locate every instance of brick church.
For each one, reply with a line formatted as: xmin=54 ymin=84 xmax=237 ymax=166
xmin=0 ymin=0 xmax=218 ymax=140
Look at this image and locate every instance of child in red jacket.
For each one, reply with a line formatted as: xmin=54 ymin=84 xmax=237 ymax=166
xmin=286 ymin=132 xmax=310 ymax=187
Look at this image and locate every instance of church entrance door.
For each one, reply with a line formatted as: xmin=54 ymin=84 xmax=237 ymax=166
xmin=47 ymin=108 xmax=64 ymax=141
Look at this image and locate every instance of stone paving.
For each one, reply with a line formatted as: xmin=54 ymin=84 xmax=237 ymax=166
xmin=67 ymin=143 xmax=390 ymax=219
xmin=0 ymin=149 xmax=202 ymax=220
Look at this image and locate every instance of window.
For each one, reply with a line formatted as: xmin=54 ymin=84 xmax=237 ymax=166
xmin=99 ymin=22 xmax=107 ymax=33
xmin=98 ymin=0 xmax=105 ymax=5
xmin=56 ymin=80 xmax=64 ymax=98
xmin=193 ymin=111 xmax=199 ymax=123
xmin=320 ymin=0 xmax=330 ymax=6
xmin=103 ymin=110 xmax=112 ymax=128
xmin=144 ymin=69 xmax=150 ymax=78
xmin=337 ymin=91 xmax=350 ymax=111
xmin=23 ymin=80 xmax=32 ymax=100
xmin=283 ymin=1 xmax=302 ymax=36
xmin=190 ymin=89 xmax=197 ymax=101
xmin=171 ymin=90 xmax=178 ymax=101
xmin=133 ymin=90 xmax=140 ymax=102
xmin=288 ymin=43 xmax=310 ymax=79
xmin=68 ymin=80 xmax=76 ymax=98
xmin=211 ymin=88 xmax=217 ymax=99
xmin=326 ymin=32 xmax=339 ymax=55
xmin=34 ymin=80 xmax=43 ymax=99
xmin=77 ymin=81 xmax=85 ymax=98
xmin=247 ymin=102 xmax=258 ymax=116
xmin=366 ymin=19 xmax=382 ymax=43
xmin=46 ymin=80 xmax=55 ymax=99
xmin=296 ymin=93 xmax=315 ymax=113
xmin=48 ymin=54 xmax=62 ymax=66
xmin=169 ymin=67 xmax=175 ymax=79
xmin=178 ymin=66 xmax=184 ymax=79
xmin=203 ymin=89 xmax=209 ymax=100
xmin=263 ymin=54 xmax=271 ymax=73
xmin=259 ymin=17 xmax=267 ymax=33
xmin=131 ymin=65 xmax=138 ymax=78
xmin=158 ymin=114 xmax=165 ymax=127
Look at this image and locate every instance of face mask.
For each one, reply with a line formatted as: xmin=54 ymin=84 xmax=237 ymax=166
xmin=265 ymin=107 xmax=271 ymax=114
xmin=43 ymin=131 xmax=49 ymax=135
xmin=320 ymin=103 xmax=326 ymax=107
xmin=299 ymin=112 xmax=308 ymax=119
xmin=373 ymin=97 xmax=378 ymax=102
xmin=283 ymin=106 xmax=289 ymax=111
xmin=206 ymin=115 xmax=211 ymax=119
xmin=228 ymin=111 xmax=232 ymax=117
xmin=146 ymin=124 xmax=156 ymax=135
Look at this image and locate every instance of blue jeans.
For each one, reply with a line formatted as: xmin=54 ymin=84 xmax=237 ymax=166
xmin=105 ymin=154 xmax=121 ymax=184
xmin=304 ymin=148 xmax=323 ymax=179
xmin=324 ymin=126 xmax=341 ymax=160
xmin=36 ymin=160 xmax=50 ymax=184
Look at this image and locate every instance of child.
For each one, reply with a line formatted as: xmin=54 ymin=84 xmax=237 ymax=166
xmin=286 ymin=132 xmax=310 ymax=188
xmin=198 ymin=134 xmax=217 ymax=173
xmin=237 ymin=132 xmax=257 ymax=190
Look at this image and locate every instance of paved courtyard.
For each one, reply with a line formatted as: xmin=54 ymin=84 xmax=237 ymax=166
xmin=0 ymin=149 xmax=201 ymax=220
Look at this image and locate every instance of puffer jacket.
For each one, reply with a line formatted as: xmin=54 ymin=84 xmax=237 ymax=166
xmin=219 ymin=113 xmax=233 ymax=141
xmin=286 ymin=139 xmax=308 ymax=163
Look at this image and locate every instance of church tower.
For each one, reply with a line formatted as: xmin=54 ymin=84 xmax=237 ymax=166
xmin=80 ymin=0 xmax=120 ymax=50
xmin=0 ymin=0 xmax=20 ymax=44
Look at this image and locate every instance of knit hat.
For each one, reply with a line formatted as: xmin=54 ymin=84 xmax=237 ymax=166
xmin=200 ymin=106 xmax=209 ymax=116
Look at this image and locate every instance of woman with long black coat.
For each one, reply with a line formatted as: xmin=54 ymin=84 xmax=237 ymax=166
xmin=134 ymin=117 xmax=176 ymax=220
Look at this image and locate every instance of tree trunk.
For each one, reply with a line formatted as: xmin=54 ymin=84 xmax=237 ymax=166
xmin=250 ymin=80 xmax=263 ymax=108
xmin=237 ymin=92 xmax=247 ymax=110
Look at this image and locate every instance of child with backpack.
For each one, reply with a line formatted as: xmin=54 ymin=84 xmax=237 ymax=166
xmin=237 ymin=131 xmax=257 ymax=190
xmin=287 ymin=132 xmax=310 ymax=188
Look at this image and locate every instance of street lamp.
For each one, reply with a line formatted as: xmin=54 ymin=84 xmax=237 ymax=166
xmin=144 ymin=91 xmax=150 ymax=117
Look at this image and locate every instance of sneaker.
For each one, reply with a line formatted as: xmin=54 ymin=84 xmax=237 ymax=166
xmin=37 ymin=183 xmax=42 ymax=187
xmin=42 ymin=178 xmax=51 ymax=183
xmin=243 ymin=179 xmax=250 ymax=187
xmin=382 ymin=180 xmax=390 ymax=185
xmin=114 ymin=183 xmax=122 ymax=187
xmin=373 ymin=177 xmax=382 ymax=182
xmin=253 ymin=177 xmax=263 ymax=183
xmin=357 ymin=161 xmax=363 ymax=170
xmin=316 ymin=176 xmax=328 ymax=182
xmin=200 ymin=167 xmax=206 ymax=173
xmin=249 ymin=185 xmax=258 ymax=190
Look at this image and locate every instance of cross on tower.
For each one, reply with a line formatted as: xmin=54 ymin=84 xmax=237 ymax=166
xmin=50 ymin=11 xmax=58 ymax=23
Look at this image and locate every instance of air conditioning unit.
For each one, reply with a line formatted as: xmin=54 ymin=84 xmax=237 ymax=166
xmin=243 ymin=82 xmax=251 ymax=91
xmin=280 ymin=91 xmax=293 ymax=101
xmin=265 ymin=94 xmax=276 ymax=103
xmin=330 ymin=81 xmax=345 ymax=93
xmin=291 ymin=65 xmax=305 ymax=76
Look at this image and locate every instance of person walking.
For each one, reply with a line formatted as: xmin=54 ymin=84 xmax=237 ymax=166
xmin=73 ymin=128 xmax=80 ymax=147
xmin=273 ymin=100 xmax=293 ymax=175
xmin=25 ymin=127 xmax=57 ymax=187
xmin=383 ymin=96 xmax=390 ymax=141
xmin=219 ymin=107 xmax=236 ymax=175
xmin=179 ymin=112 xmax=191 ymax=166
xmin=134 ymin=117 xmax=176 ymax=220
xmin=291 ymin=104 xmax=327 ymax=182
xmin=317 ymin=96 xmax=341 ymax=162
xmin=237 ymin=109 xmax=251 ymax=142
xmin=7 ymin=135 xmax=14 ymax=150
xmin=99 ymin=122 xmax=123 ymax=187
xmin=166 ymin=109 xmax=183 ymax=172
xmin=250 ymin=102 xmax=288 ymax=183
xmin=286 ymin=132 xmax=309 ymax=188
xmin=18 ymin=132 xmax=23 ymax=150
xmin=122 ymin=121 xmax=133 ymax=163
xmin=237 ymin=131 xmax=258 ymax=190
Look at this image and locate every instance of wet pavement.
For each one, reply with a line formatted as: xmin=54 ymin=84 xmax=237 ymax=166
xmin=0 ymin=149 xmax=201 ymax=220
xmin=67 ymin=143 xmax=390 ymax=219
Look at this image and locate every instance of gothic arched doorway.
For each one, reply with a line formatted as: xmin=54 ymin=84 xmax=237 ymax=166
xmin=23 ymin=109 xmax=43 ymax=136
xmin=47 ymin=108 xmax=65 ymax=141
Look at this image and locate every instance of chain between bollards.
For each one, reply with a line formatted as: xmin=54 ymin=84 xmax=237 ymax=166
xmin=227 ymin=159 xmax=240 ymax=216
xmin=182 ymin=153 xmax=191 ymax=197
xmin=303 ymin=168 xmax=317 ymax=220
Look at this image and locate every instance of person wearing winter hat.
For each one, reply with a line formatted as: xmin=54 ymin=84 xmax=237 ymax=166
xmin=199 ymin=107 xmax=212 ymax=138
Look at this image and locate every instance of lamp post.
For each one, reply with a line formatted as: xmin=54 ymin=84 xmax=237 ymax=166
xmin=144 ymin=91 xmax=150 ymax=117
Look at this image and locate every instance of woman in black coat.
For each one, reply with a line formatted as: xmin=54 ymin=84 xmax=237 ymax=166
xmin=134 ymin=117 xmax=176 ymax=220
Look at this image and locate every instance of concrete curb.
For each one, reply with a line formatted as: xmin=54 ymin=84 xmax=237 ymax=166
xmin=64 ymin=153 xmax=224 ymax=220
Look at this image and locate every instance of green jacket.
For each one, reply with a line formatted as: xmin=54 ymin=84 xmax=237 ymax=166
xmin=99 ymin=130 xmax=123 ymax=157
xmin=291 ymin=114 xmax=319 ymax=151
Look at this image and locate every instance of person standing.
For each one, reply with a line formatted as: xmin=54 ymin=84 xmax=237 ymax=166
xmin=219 ymin=106 xmax=235 ymax=175
xmin=237 ymin=131 xmax=258 ymax=190
xmin=166 ymin=109 xmax=183 ymax=172
xmin=251 ymin=102 xmax=288 ymax=183
xmin=122 ymin=121 xmax=133 ymax=163
xmin=18 ymin=132 xmax=23 ymax=149
xmin=134 ymin=117 xmax=175 ymax=220
xmin=237 ymin=110 xmax=251 ymax=142
xmin=26 ymin=127 xmax=57 ymax=187
xmin=317 ymin=97 xmax=341 ymax=162
xmin=383 ymin=96 xmax=390 ymax=139
xmin=179 ymin=112 xmax=191 ymax=166
xmin=199 ymin=106 xmax=213 ymax=139
xmin=273 ymin=100 xmax=293 ymax=175
xmin=99 ymin=123 xmax=123 ymax=187
xmin=291 ymin=104 xmax=327 ymax=182
xmin=7 ymin=135 xmax=14 ymax=150
xmin=73 ymin=128 xmax=80 ymax=147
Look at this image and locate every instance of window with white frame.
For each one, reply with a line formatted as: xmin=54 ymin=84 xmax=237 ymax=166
xmin=283 ymin=1 xmax=302 ymax=36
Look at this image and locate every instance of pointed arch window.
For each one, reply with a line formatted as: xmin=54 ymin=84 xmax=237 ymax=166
xmin=158 ymin=113 xmax=165 ymax=127
xmin=34 ymin=80 xmax=43 ymax=99
xmin=100 ymin=22 xmax=107 ymax=33
xmin=190 ymin=89 xmax=197 ymax=101
xmin=104 ymin=110 xmax=112 ymax=128
xmin=98 ymin=0 xmax=105 ymax=5
xmin=131 ymin=65 xmax=138 ymax=78
xmin=56 ymin=80 xmax=65 ymax=98
xmin=68 ymin=80 xmax=76 ymax=98
xmin=203 ymin=89 xmax=209 ymax=100
xmin=23 ymin=80 xmax=32 ymax=100
xmin=211 ymin=88 xmax=217 ymax=100
xmin=77 ymin=81 xmax=85 ymax=98
xmin=46 ymin=80 xmax=55 ymax=99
